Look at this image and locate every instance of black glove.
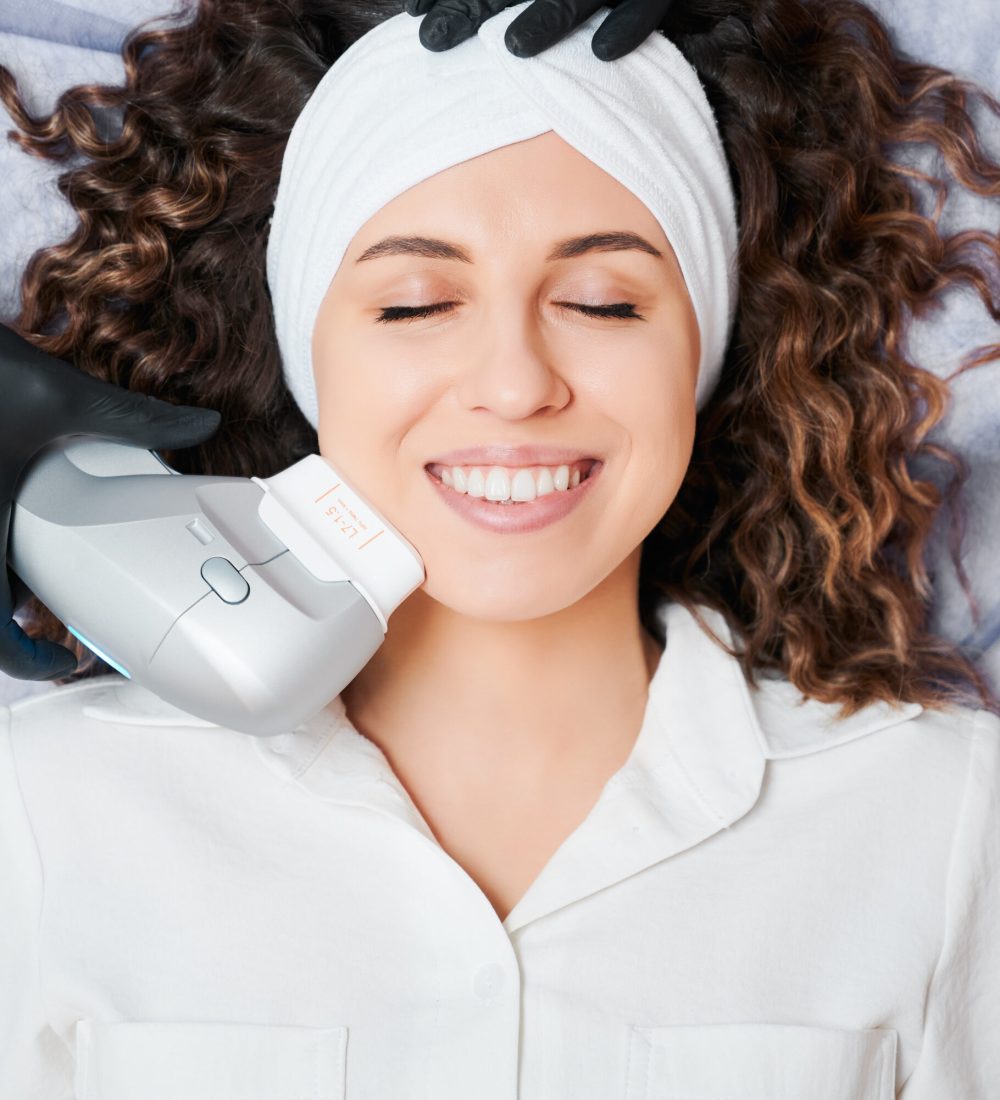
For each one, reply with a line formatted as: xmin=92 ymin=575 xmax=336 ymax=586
xmin=0 ymin=323 xmax=221 ymax=681
xmin=406 ymin=0 xmax=673 ymax=61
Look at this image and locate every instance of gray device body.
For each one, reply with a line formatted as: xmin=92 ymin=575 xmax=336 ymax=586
xmin=8 ymin=437 xmax=424 ymax=736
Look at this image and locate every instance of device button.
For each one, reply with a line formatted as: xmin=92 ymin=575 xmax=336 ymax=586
xmin=201 ymin=556 xmax=250 ymax=604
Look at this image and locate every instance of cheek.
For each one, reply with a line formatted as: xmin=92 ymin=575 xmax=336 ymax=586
xmin=313 ymin=337 xmax=436 ymax=512
xmin=314 ymin=316 xmax=383 ymax=437
xmin=624 ymin=335 xmax=697 ymax=419
xmin=620 ymin=366 xmax=697 ymax=515
xmin=315 ymin=313 xmax=435 ymax=425
xmin=313 ymin=329 xmax=384 ymax=487
xmin=632 ymin=427 xmax=695 ymax=527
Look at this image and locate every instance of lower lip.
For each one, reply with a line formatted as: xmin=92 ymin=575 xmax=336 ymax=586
xmin=424 ymin=463 xmax=603 ymax=534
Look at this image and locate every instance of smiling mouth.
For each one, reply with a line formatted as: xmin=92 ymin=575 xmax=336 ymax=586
xmin=425 ymin=459 xmax=601 ymax=503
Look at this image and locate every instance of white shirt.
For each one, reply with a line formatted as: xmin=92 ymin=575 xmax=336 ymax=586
xmin=1 ymin=600 xmax=998 ymax=1099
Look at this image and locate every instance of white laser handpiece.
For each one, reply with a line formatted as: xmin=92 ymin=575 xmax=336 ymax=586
xmin=8 ymin=438 xmax=425 ymax=736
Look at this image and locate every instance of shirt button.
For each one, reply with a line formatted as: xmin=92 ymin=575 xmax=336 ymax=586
xmin=473 ymin=962 xmax=506 ymax=1001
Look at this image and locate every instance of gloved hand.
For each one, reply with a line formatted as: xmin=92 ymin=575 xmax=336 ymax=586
xmin=0 ymin=323 xmax=221 ymax=681
xmin=406 ymin=0 xmax=673 ymax=61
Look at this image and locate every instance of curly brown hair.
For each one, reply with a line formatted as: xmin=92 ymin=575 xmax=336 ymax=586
xmin=3 ymin=0 xmax=999 ymax=719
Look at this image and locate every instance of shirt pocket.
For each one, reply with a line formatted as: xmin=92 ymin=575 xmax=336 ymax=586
xmin=74 ymin=1020 xmax=348 ymax=1100
xmin=625 ymin=1022 xmax=897 ymax=1100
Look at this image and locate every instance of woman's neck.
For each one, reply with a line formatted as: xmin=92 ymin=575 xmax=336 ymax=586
xmin=339 ymin=554 xmax=663 ymax=793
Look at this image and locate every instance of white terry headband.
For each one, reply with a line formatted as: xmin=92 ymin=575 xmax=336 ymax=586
xmin=267 ymin=1 xmax=740 ymax=431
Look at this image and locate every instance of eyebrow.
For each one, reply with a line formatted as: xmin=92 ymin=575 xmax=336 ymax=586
xmin=354 ymin=231 xmax=664 ymax=265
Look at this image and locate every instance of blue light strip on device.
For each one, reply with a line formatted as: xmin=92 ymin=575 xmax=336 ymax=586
xmin=67 ymin=625 xmax=132 ymax=679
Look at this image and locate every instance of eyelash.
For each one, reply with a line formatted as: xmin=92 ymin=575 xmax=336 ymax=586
xmin=374 ymin=301 xmax=644 ymax=324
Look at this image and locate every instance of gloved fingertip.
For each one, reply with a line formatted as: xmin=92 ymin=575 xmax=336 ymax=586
xmin=156 ymin=406 xmax=223 ymax=449
xmin=42 ymin=638 xmax=80 ymax=679
xmin=591 ymin=40 xmax=617 ymax=61
xmin=421 ymin=16 xmax=459 ymax=50
xmin=505 ymin=31 xmax=541 ymax=58
xmin=41 ymin=655 xmax=79 ymax=681
xmin=181 ymin=407 xmax=223 ymax=432
xmin=0 ymin=620 xmax=78 ymax=681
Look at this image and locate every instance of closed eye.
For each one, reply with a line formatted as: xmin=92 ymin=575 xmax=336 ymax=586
xmin=374 ymin=301 xmax=645 ymax=324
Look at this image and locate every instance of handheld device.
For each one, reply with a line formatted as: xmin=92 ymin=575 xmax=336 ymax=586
xmin=8 ymin=438 xmax=425 ymax=736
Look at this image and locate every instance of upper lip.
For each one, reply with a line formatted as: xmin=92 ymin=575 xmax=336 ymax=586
xmin=427 ymin=444 xmax=601 ymax=469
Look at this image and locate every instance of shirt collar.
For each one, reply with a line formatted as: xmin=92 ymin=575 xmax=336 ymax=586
xmin=250 ymin=600 xmax=921 ymax=932
xmin=78 ymin=600 xmax=923 ymax=934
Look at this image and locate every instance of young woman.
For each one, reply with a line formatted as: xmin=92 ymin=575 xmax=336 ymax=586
xmin=1 ymin=0 xmax=998 ymax=1096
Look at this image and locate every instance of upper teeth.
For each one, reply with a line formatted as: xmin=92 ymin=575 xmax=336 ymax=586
xmin=432 ymin=462 xmax=591 ymax=502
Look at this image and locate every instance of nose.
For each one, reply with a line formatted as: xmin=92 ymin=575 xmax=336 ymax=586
xmin=455 ymin=302 xmax=572 ymax=420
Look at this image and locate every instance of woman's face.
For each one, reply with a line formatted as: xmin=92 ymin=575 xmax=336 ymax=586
xmin=311 ymin=130 xmax=700 ymax=622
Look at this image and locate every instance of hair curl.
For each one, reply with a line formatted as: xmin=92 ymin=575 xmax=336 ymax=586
xmin=3 ymin=0 xmax=999 ymax=718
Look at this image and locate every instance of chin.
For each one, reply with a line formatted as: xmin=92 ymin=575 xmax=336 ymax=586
xmin=420 ymin=573 xmax=588 ymax=624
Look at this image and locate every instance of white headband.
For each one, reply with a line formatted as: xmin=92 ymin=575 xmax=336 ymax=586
xmin=267 ymin=2 xmax=740 ymax=431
